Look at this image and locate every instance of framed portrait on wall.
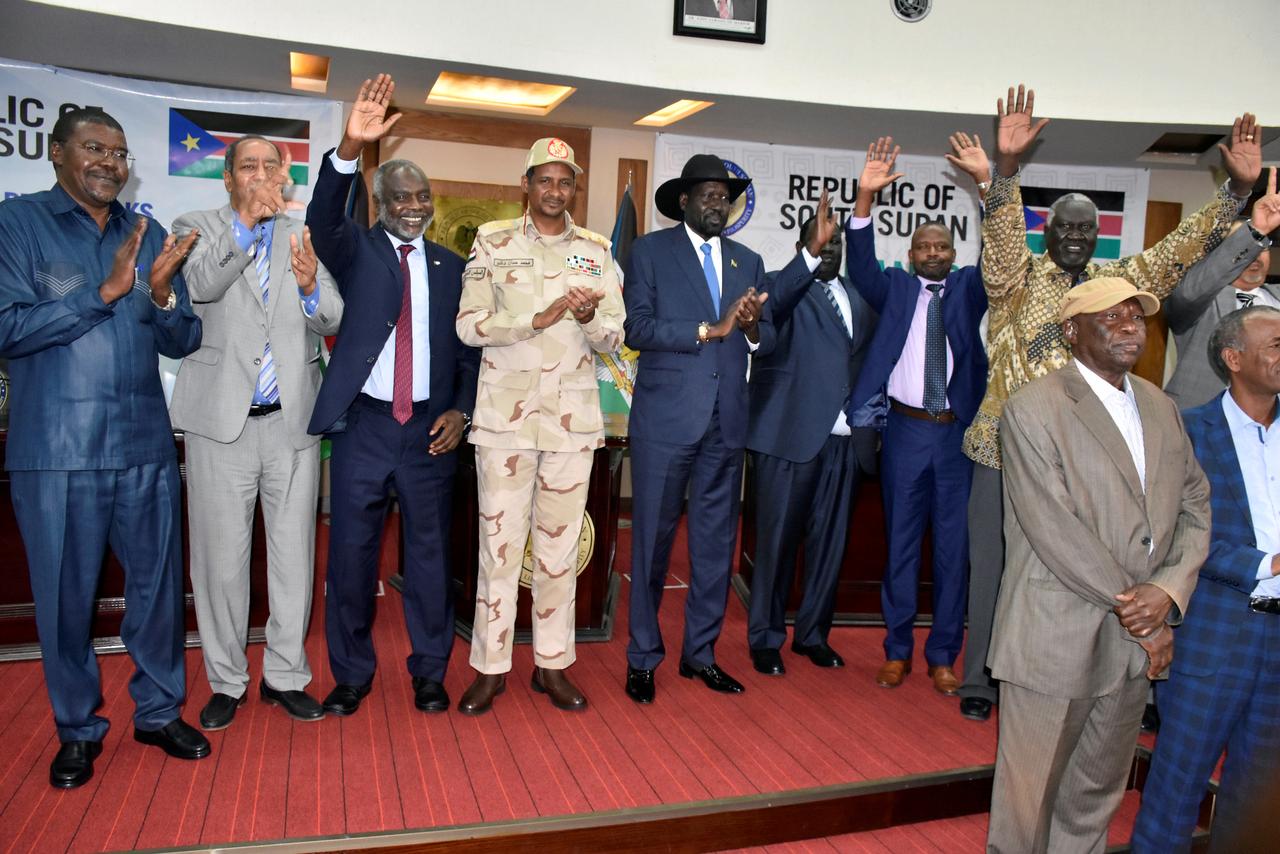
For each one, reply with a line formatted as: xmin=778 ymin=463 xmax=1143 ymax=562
xmin=673 ymin=0 xmax=767 ymax=44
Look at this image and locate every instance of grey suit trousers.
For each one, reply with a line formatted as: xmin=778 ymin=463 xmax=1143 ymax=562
xmin=987 ymin=676 xmax=1148 ymax=854
xmin=186 ymin=412 xmax=320 ymax=696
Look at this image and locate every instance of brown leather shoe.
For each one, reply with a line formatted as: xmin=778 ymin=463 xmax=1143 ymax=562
xmin=531 ymin=667 xmax=588 ymax=712
xmin=928 ymin=665 xmax=960 ymax=696
xmin=458 ymin=673 xmax=506 ymax=716
xmin=875 ymin=659 xmax=911 ymax=688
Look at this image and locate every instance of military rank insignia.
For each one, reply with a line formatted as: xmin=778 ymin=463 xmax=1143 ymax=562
xmin=566 ymin=254 xmax=603 ymax=277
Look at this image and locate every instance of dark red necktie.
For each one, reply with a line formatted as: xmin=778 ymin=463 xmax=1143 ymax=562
xmin=392 ymin=244 xmax=415 ymax=425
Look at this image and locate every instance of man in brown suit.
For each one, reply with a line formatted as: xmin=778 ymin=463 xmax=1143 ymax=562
xmin=987 ymin=277 xmax=1211 ymax=853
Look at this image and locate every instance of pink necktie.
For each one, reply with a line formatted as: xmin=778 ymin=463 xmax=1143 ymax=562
xmin=392 ymin=244 xmax=415 ymax=425
xmin=717 ymin=0 xmax=731 ymax=18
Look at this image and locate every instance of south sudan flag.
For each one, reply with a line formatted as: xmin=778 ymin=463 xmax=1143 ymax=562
xmin=168 ymin=109 xmax=311 ymax=184
xmin=1022 ymin=186 xmax=1125 ymax=261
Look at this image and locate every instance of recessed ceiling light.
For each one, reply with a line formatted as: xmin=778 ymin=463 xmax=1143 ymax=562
xmin=290 ymin=52 xmax=329 ymax=93
xmin=426 ymin=71 xmax=575 ymax=116
xmin=634 ymin=99 xmax=715 ymax=128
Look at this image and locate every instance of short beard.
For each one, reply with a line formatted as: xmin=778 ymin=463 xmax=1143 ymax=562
xmin=379 ymin=212 xmax=431 ymax=243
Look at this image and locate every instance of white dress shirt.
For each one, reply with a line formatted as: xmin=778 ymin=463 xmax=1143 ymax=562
xmin=684 ymin=222 xmax=760 ymax=353
xmin=1075 ymin=360 xmax=1146 ymax=492
xmin=1221 ymin=390 xmax=1280 ymax=597
xmin=820 ymin=276 xmax=854 ymax=437
xmin=330 ymin=151 xmax=432 ymax=402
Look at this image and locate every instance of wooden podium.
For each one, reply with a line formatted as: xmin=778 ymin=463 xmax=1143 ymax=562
xmin=735 ymin=451 xmax=936 ymax=626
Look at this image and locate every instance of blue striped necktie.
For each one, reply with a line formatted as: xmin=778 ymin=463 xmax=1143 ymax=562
xmin=254 ymin=225 xmax=279 ymax=405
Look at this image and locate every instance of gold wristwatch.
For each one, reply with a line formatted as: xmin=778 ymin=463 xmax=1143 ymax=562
xmin=697 ymin=321 xmax=711 ymax=344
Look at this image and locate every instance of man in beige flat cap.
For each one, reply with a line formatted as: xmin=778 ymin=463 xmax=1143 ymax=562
xmin=986 ymin=277 xmax=1211 ymax=853
xmin=455 ymin=137 xmax=625 ymax=715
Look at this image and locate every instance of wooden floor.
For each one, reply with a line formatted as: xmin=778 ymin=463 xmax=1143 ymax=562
xmin=0 ymin=516 xmax=1134 ymax=852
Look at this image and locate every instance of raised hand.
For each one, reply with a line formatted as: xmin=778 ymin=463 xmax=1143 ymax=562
xmin=859 ymin=137 xmax=905 ymax=196
xmin=995 ymin=84 xmax=1049 ymax=176
xmin=1220 ymin=113 xmax=1264 ymax=197
xmin=149 ymin=228 xmax=199 ymax=305
xmin=290 ymin=227 xmax=319 ymax=295
xmin=100 ymin=217 xmax=147 ymax=303
xmin=1251 ymin=167 xmax=1280 ymax=234
xmin=338 ymin=74 xmax=402 ymax=158
xmin=805 ymin=189 xmax=837 ymax=257
xmin=944 ymin=132 xmax=991 ymax=186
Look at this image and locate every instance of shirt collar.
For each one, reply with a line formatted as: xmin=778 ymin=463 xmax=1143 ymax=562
xmin=685 ymin=223 xmax=721 ymax=253
xmin=1222 ymin=388 xmax=1280 ymax=438
xmin=46 ymin=182 xmax=127 ymax=222
xmin=916 ymin=275 xmax=946 ymax=291
xmin=382 ymin=230 xmax=426 ymax=254
xmin=522 ymin=210 xmax=575 ymax=244
xmin=1074 ymin=359 xmax=1135 ymax=406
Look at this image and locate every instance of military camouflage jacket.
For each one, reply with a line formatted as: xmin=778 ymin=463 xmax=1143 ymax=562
xmin=457 ymin=213 xmax=625 ymax=452
xmin=962 ymin=171 xmax=1240 ymax=470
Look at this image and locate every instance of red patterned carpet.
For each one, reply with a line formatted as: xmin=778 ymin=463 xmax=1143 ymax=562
xmin=0 ymin=515 xmax=1140 ymax=852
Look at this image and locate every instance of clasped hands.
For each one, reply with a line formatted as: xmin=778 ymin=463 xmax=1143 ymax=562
xmin=532 ymin=286 xmax=607 ymax=330
xmin=702 ymin=287 xmax=769 ymax=344
xmin=1114 ymin=582 xmax=1175 ymax=678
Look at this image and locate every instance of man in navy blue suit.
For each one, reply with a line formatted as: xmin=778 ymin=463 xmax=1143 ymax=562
xmin=745 ymin=196 xmax=882 ymax=675
xmin=1132 ymin=302 xmax=1280 ymax=853
xmin=306 ymin=75 xmax=478 ymax=717
xmin=623 ymin=154 xmax=810 ymax=703
xmin=845 ymin=137 xmax=988 ymax=695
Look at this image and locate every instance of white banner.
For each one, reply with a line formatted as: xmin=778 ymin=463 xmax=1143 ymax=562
xmin=0 ymin=57 xmax=343 ymax=227
xmin=652 ymin=133 xmax=1150 ymax=274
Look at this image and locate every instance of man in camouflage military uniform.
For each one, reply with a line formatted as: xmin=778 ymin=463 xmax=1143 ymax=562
xmin=455 ymin=138 xmax=625 ymax=714
xmin=955 ymin=85 xmax=1263 ymax=724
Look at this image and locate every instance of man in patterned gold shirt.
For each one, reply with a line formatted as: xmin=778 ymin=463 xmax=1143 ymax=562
xmin=455 ymin=138 xmax=625 ymax=715
xmin=957 ymin=84 xmax=1263 ymax=723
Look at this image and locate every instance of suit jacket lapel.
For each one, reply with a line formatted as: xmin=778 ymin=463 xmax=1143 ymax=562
xmin=1204 ymin=393 xmax=1256 ymax=525
xmin=670 ymin=226 xmax=719 ymax=317
xmin=1214 ymin=287 xmax=1238 ymax=319
xmin=1134 ymin=379 xmax=1165 ymax=497
xmin=1066 ymin=364 xmax=1145 ymax=501
xmin=371 ymin=225 xmax=405 ymax=289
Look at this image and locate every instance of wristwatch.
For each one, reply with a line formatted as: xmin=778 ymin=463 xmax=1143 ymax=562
xmin=460 ymin=411 xmax=473 ymax=433
xmin=152 ymin=290 xmax=177 ymax=311
xmin=697 ymin=321 xmax=711 ymax=344
xmin=1246 ymin=220 xmax=1271 ymax=245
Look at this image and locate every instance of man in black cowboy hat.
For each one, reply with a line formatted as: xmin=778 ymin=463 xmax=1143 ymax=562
xmin=622 ymin=153 xmax=813 ymax=703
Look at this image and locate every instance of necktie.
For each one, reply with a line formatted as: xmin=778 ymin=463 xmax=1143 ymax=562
xmin=254 ymin=225 xmax=279 ymax=405
xmin=823 ymin=281 xmax=850 ymax=337
xmin=717 ymin=0 xmax=731 ymax=18
xmin=1238 ymin=292 xmax=1257 ymax=309
xmin=700 ymin=243 xmax=720 ymax=316
xmin=923 ymin=282 xmax=946 ymax=414
xmin=392 ymin=244 xmax=415 ymax=425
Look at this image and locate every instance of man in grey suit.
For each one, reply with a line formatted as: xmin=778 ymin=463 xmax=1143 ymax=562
xmin=1165 ymin=172 xmax=1279 ymax=409
xmin=171 ymin=136 xmax=343 ymax=729
xmin=987 ymin=277 xmax=1211 ymax=853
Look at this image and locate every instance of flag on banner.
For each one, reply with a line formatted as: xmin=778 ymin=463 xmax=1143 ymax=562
xmin=168 ymin=108 xmax=311 ymax=183
xmin=597 ymin=186 xmax=640 ymax=436
xmin=1021 ymin=186 xmax=1126 ymax=261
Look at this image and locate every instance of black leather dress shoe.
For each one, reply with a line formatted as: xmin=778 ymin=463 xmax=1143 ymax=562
xmin=750 ymin=648 xmax=785 ymax=675
xmin=959 ymin=696 xmax=993 ymax=722
xmin=792 ymin=642 xmax=845 ymax=668
xmin=678 ymin=661 xmax=745 ymax=693
xmin=200 ymin=692 xmax=246 ymax=730
xmin=50 ymin=740 xmax=102 ymax=789
xmin=322 ymin=682 xmax=373 ymax=716
xmin=412 ymin=678 xmax=451 ymax=713
xmin=260 ymin=682 xmax=324 ymax=721
xmin=625 ymin=666 xmax=655 ymax=704
xmin=134 ymin=719 xmax=211 ymax=760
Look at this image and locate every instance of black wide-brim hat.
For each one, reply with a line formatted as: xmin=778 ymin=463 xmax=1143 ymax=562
xmin=654 ymin=153 xmax=751 ymax=222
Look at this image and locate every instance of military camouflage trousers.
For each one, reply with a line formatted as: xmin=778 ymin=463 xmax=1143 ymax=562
xmin=470 ymin=446 xmax=594 ymax=674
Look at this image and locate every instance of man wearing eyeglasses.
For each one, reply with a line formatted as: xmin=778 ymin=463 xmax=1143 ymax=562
xmin=170 ymin=136 xmax=342 ymax=730
xmin=0 ymin=107 xmax=206 ymax=789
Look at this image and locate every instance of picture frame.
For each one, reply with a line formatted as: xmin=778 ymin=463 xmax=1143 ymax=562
xmin=673 ymin=0 xmax=767 ymax=45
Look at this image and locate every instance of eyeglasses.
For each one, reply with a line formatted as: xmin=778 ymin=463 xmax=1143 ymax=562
xmin=71 ymin=141 xmax=135 ymax=166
